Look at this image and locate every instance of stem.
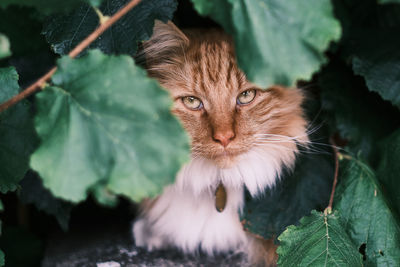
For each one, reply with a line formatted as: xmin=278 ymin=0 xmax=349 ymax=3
xmin=0 ymin=0 xmax=141 ymax=113
xmin=93 ymin=7 xmax=110 ymax=25
xmin=68 ymin=0 xmax=141 ymax=58
xmin=326 ymin=138 xmax=339 ymax=214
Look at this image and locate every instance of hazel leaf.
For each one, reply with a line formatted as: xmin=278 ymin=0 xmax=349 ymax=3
xmin=30 ymin=50 xmax=189 ymax=203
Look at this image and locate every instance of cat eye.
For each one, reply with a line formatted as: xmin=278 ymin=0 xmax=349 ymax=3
xmin=237 ymin=89 xmax=256 ymax=105
xmin=181 ymin=96 xmax=203 ymax=110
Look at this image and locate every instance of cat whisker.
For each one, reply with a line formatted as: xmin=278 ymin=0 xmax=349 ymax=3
xmin=254 ymin=133 xmax=309 ymax=140
xmin=253 ymin=141 xmax=332 ymax=156
xmin=254 ymin=120 xmax=324 ymax=141
xmin=306 ymin=107 xmax=323 ymax=130
xmin=255 ymin=138 xmax=341 ymax=148
xmin=297 ymin=82 xmax=318 ymax=91
xmin=253 ymin=143 xmax=297 ymax=154
xmin=259 ymin=137 xmax=344 ymax=153
xmin=255 ymin=137 xmax=300 ymax=141
xmin=305 ymin=123 xmax=324 ymax=136
xmin=254 ymin=129 xmax=344 ymax=153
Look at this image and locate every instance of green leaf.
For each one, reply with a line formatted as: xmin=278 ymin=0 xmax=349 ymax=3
xmin=351 ymin=29 xmax=400 ymax=109
xmin=0 ymin=0 xmax=103 ymax=15
xmin=87 ymin=0 xmax=104 ymax=6
xmin=242 ymin=152 xmax=333 ymax=239
xmin=334 ymin=1 xmax=400 ymax=109
xmin=378 ymin=0 xmax=400 ymax=4
xmin=0 ymin=7 xmax=50 ymax=57
xmin=334 ymin=157 xmax=400 ymax=266
xmin=277 ymin=210 xmax=362 ymax=266
xmin=43 ymin=0 xmax=177 ymax=56
xmin=190 ymin=1 xmax=234 ymax=33
xmin=191 ymin=0 xmax=341 ymax=87
xmin=0 ymin=67 xmax=37 ymax=193
xmin=31 ymin=50 xmax=189 ymax=203
xmin=333 ymin=0 xmax=400 ymax=49
xmin=319 ymin=62 xmax=400 ymax=162
xmin=19 ymin=173 xmax=73 ymax=231
xmin=0 ymin=34 xmax=11 ymax=59
xmin=0 ymin=250 xmax=4 ymax=267
xmin=376 ymin=129 xmax=400 ymax=218
xmin=90 ymin=180 xmax=119 ymax=207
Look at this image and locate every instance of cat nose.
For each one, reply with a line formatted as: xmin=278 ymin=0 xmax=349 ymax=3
xmin=213 ymin=130 xmax=235 ymax=147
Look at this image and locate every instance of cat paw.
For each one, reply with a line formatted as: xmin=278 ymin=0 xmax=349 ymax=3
xmin=132 ymin=219 xmax=147 ymax=247
xmin=132 ymin=218 xmax=166 ymax=251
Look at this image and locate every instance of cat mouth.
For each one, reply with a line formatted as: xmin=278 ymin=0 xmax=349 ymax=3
xmin=213 ymin=149 xmax=242 ymax=159
xmin=212 ymin=150 xmax=243 ymax=168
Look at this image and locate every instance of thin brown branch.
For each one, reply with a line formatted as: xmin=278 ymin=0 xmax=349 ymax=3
xmin=326 ymin=137 xmax=340 ymax=214
xmin=0 ymin=67 xmax=57 ymax=112
xmin=0 ymin=0 xmax=141 ymax=113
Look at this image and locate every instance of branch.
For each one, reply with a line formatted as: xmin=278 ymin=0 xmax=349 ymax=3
xmin=326 ymin=137 xmax=339 ymax=214
xmin=0 ymin=0 xmax=141 ymax=113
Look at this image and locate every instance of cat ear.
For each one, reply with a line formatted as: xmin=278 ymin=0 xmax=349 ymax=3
xmin=137 ymin=20 xmax=189 ymax=72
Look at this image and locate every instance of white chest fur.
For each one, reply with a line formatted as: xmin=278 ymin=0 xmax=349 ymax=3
xmin=133 ymin=148 xmax=295 ymax=254
xmin=134 ymin=183 xmax=247 ymax=254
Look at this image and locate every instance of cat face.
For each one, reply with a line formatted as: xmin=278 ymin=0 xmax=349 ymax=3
xmin=140 ymin=21 xmax=308 ymax=169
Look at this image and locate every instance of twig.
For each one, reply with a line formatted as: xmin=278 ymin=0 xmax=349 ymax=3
xmin=0 ymin=67 xmax=57 ymax=112
xmin=326 ymin=137 xmax=339 ymax=214
xmin=0 ymin=0 xmax=141 ymax=113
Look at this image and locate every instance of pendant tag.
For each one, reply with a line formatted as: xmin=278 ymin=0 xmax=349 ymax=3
xmin=215 ymin=183 xmax=227 ymax=212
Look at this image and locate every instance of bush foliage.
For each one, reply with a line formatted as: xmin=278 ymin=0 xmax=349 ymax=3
xmin=0 ymin=0 xmax=400 ymax=266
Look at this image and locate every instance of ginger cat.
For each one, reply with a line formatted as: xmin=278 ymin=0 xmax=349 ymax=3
xmin=133 ymin=21 xmax=308 ymax=266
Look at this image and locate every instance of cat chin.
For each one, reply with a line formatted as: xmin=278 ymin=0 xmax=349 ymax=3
xmin=212 ymin=153 xmax=239 ymax=169
xmin=204 ymin=148 xmax=246 ymax=169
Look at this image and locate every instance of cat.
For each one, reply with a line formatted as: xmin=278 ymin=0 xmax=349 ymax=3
xmin=133 ymin=20 xmax=309 ymax=266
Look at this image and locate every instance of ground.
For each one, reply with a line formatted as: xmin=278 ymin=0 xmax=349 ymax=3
xmin=41 ymin=201 xmax=247 ymax=267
